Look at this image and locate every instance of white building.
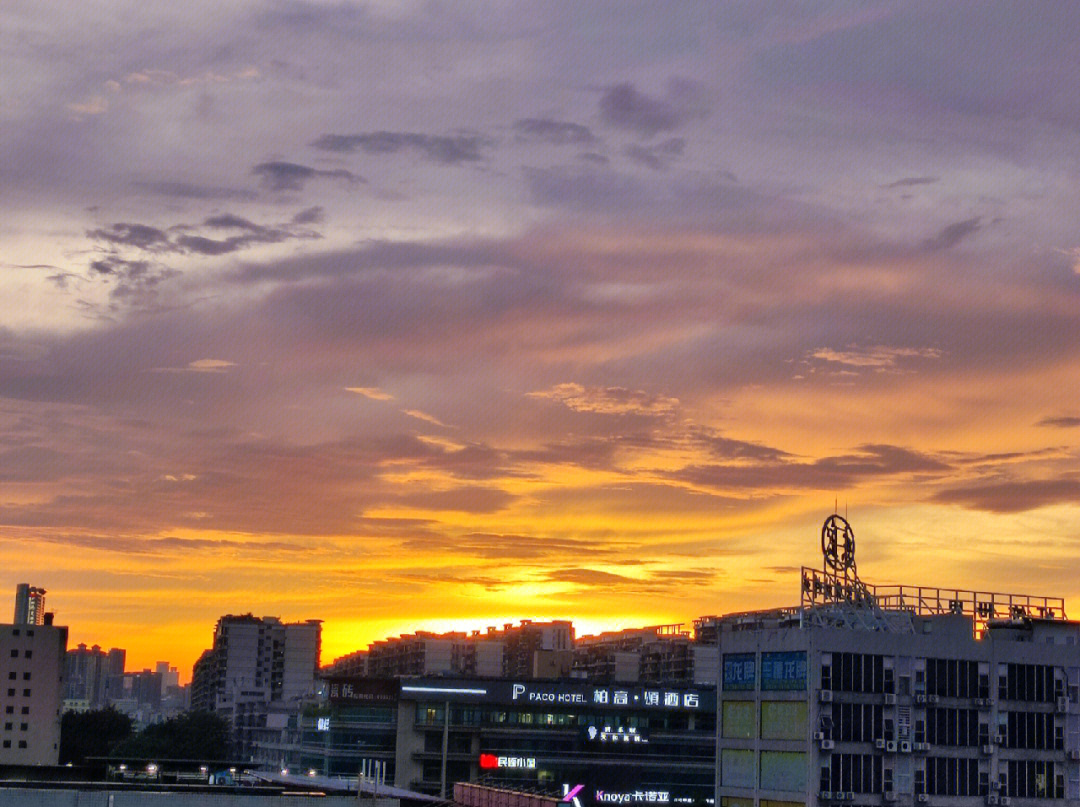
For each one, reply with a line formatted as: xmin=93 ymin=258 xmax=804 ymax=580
xmin=0 ymin=619 xmax=68 ymax=765
xmin=191 ymin=614 xmax=321 ymax=759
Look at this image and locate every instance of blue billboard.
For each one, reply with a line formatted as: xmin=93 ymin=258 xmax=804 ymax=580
xmin=723 ymin=653 xmax=756 ymax=691
xmin=761 ymin=651 xmax=807 ymax=691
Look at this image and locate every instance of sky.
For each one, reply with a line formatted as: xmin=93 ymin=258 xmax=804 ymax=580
xmin=2 ymin=2 xmax=1080 ymax=679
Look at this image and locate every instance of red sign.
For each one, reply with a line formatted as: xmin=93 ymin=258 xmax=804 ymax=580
xmin=479 ymin=753 xmax=499 ymax=769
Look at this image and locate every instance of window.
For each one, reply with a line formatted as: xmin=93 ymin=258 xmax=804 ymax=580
xmin=22 ymin=689 xmax=30 ymax=697
xmin=22 ymin=673 xmax=30 ymax=681
xmin=3 ymin=706 xmax=11 ymax=714
xmin=8 ymin=650 xmax=16 ymax=658
xmin=20 ymin=707 xmax=28 ymax=715
xmin=19 ymin=723 xmax=26 ymax=731
xmin=1 ymin=740 xmax=9 ymax=748
xmin=3 ymin=723 xmax=10 ymax=731
xmin=6 ymin=689 xmax=13 ymax=697
xmin=23 ymin=650 xmax=31 ymax=659
xmin=17 ymin=740 xmax=26 ymax=748
xmin=6 ymin=672 xmax=13 ymax=680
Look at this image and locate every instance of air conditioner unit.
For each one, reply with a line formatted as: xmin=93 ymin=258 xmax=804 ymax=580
xmin=883 ymin=792 xmax=897 ymax=803
xmin=986 ymin=795 xmax=1000 ymax=806
xmin=843 ymin=792 xmax=855 ymax=801
xmin=991 ymin=781 xmax=1003 ymax=791
xmin=819 ymin=690 xmax=834 ymax=702
xmin=900 ymin=740 xmax=912 ymax=753
xmin=1068 ymin=749 xmax=1080 ymax=761
xmin=927 ymin=694 xmax=939 ymax=704
xmin=884 ymin=693 xmax=897 ymax=705
xmin=1000 ymin=798 xmax=1011 ymax=806
xmin=875 ymin=738 xmax=886 ymax=750
xmin=813 ymin=731 xmax=825 ymax=741
xmin=821 ymin=739 xmax=835 ymax=750
xmin=981 ymin=744 xmax=994 ymax=755
xmin=820 ymin=792 xmax=833 ymax=801
xmin=917 ymin=795 xmax=929 ymax=803
xmin=914 ymin=694 xmax=927 ymax=704
xmin=913 ymin=741 xmax=929 ymax=751
xmin=1057 ymin=697 xmax=1069 ymax=712
xmin=886 ymin=741 xmax=898 ymax=753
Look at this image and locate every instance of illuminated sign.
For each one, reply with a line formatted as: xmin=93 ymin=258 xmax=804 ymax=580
xmin=723 ymin=653 xmax=756 ymax=691
xmin=761 ymin=651 xmax=807 ymax=691
xmin=595 ymin=790 xmax=670 ymax=803
xmin=315 ymin=717 xmax=330 ymax=732
xmin=585 ymin=725 xmax=648 ymax=744
xmin=513 ymin=683 xmax=587 ymax=705
xmin=325 ymin=678 xmax=398 ymax=704
xmin=479 ymin=753 xmax=536 ymax=770
xmin=511 ymin=683 xmax=700 ymax=710
xmin=563 ymin=784 xmax=585 ymax=807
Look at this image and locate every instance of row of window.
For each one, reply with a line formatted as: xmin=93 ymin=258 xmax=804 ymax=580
xmin=6 ymin=649 xmax=32 ymax=658
xmin=1 ymin=740 xmax=28 ymax=749
xmin=1004 ymin=759 xmax=1064 ymax=799
xmin=830 ymin=703 xmax=883 ymax=743
xmin=6 ymin=672 xmax=31 ymax=680
xmin=1000 ymin=663 xmax=1059 ymax=703
xmin=820 ymin=753 xmax=883 ymax=794
xmin=2 ymin=723 xmax=29 ymax=731
xmin=824 ymin=706 xmax=1064 ymax=749
xmin=822 ymin=654 xmax=890 ymax=695
xmin=3 ymin=689 xmax=32 ymax=697
xmin=4 ymin=706 xmax=30 ymax=715
xmin=817 ymin=655 xmax=1065 ymax=704
xmin=926 ymin=756 xmax=981 ymax=796
xmin=925 ymin=658 xmax=986 ymax=699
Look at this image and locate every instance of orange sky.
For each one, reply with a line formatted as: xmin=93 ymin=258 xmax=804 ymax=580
xmin=3 ymin=4 xmax=1080 ymax=681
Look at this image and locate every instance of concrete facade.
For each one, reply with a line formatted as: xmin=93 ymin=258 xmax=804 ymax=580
xmin=712 ymin=609 xmax=1080 ymax=807
xmin=0 ymin=622 xmax=67 ymax=765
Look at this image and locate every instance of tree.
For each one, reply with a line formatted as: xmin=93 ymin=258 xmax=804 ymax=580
xmin=110 ymin=711 xmax=231 ymax=761
xmin=59 ymin=707 xmax=133 ymax=764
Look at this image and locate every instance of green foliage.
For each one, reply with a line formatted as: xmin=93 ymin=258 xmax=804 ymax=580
xmin=59 ymin=707 xmax=133 ymax=764
xmin=110 ymin=711 xmax=231 ymax=761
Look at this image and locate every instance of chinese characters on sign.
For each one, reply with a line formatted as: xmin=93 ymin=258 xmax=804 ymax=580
xmin=723 ymin=653 xmax=756 ymax=691
xmin=479 ymin=754 xmax=536 ymax=770
xmin=511 ymin=683 xmax=701 ymax=709
xmin=760 ymin=651 xmax=807 ymax=691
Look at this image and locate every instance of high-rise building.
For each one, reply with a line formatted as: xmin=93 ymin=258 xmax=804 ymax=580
xmin=0 ymin=617 xmax=68 ymax=765
xmin=708 ymin=515 xmax=1080 ymax=807
xmin=63 ymin=643 xmax=126 ymax=711
xmin=190 ymin=614 xmax=321 ymax=759
xmin=13 ymin=584 xmax=46 ymax=626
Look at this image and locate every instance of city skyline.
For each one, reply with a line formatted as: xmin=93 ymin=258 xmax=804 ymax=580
xmin=3 ymin=3 xmax=1080 ymax=675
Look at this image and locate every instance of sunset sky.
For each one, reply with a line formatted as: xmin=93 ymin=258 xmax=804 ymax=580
xmin=3 ymin=3 xmax=1080 ymax=679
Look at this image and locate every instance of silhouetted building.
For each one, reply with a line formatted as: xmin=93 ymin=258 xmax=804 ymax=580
xmin=13 ymin=584 xmax=46 ymax=626
xmin=574 ymin=623 xmax=718 ymax=685
xmin=63 ymin=643 xmax=126 ymax=710
xmin=323 ymin=648 xmax=367 ymax=677
xmin=191 ymin=614 xmax=321 ymax=759
xmin=0 ymin=619 xmax=68 ymax=765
